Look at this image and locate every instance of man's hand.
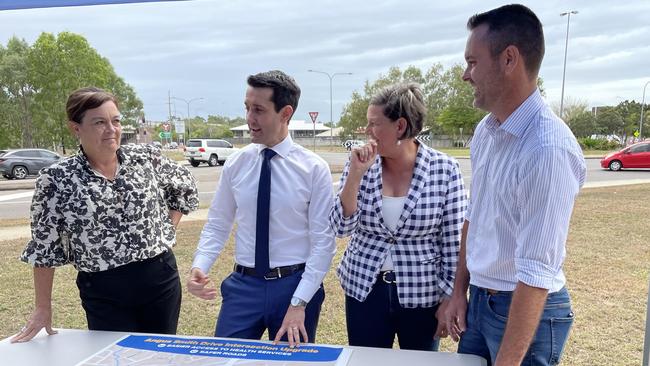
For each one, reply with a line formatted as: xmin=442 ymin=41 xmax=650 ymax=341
xmin=186 ymin=267 xmax=217 ymax=300
xmin=273 ymin=306 xmax=308 ymax=348
xmin=494 ymin=282 xmax=548 ymax=366
xmin=10 ymin=306 xmax=58 ymax=343
xmin=445 ymin=293 xmax=468 ymax=342
xmin=435 ymin=297 xmax=451 ymax=339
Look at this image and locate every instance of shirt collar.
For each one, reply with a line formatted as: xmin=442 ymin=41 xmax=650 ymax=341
xmin=75 ymin=144 xmax=125 ymax=175
xmin=256 ymin=134 xmax=293 ymax=158
xmin=485 ymin=89 xmax=545 ymax=138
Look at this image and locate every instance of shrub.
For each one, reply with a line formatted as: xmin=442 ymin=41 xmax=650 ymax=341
xmin=577 ymin=137 xmax=621 ymax=150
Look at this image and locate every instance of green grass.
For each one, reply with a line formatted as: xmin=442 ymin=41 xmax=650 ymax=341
xmin=162 ymin=150 xmax=185 ymax=161
xmin=1 ymin=184 xmax=649 ymax=365
xmin=582 ymin=149 xmax=615 ymax=157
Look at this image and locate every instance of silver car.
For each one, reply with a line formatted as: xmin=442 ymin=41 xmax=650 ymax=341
xmin=0 ymin=148 xmax=62 ymax=179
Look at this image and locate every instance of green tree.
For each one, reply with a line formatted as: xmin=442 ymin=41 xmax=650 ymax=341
xmin=338 ymin=64 xmax=487 ymax=140
xmin=0 ymin=37 xmax=36 ymax=148
xmin=436 ymin=64 xmax=486 ymax=136
xmin=339 ymin=66 xmax=427 ymax=139
xmin=338 ymin=90 xmax=370 ymax=139
xmin=552 ymin=96 xmax=589 ymax=123
xmin=596 ymin=108 xmax=625 ymax=136
xmin=26 ymin=32 xmax=142 ymax=151
xmin=612 ymin=100 xmax=642 ymax=137
xmin=568 ymin=111 xmax=596 ymax=137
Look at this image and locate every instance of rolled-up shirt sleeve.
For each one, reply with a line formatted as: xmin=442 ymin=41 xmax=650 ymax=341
xmin=515 ymin=146 xmax=584 ymax=289
xmin=438 ymin=159 xmax=467 ymax=296
xmin=329 ymin=160 xmax=361 ymax=237
xmin=21 ymin=170 xmax=69 ymax=267
xmin=152 ymin=147 xmax=199 ymax=214
xmin=294 ymin=161 xmax=337 ymax=302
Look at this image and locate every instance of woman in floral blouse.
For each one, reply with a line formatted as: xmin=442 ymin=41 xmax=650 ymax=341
xmin=11 ymin=87 xmax=199 ymax=343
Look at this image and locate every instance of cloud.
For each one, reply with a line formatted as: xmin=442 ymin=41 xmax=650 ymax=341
xmin=0 ymin=0 xmax=648 ymax=121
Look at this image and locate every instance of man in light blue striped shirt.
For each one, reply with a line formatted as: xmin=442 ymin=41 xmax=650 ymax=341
xmin=441 ymin=4 xmax=586 ymax=366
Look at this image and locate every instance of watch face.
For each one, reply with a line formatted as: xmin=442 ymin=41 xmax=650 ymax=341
xmin=291 ymin=297 xmax=305 ymax=307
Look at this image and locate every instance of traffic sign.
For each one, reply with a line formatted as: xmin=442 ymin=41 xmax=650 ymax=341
xmin=634 ymin=130 xmax=640 ymax=138
xmin=162 ymin=123 xmax=171 ymax=132
xmin=159 ymin=131 xmax=172 ymax=139
xmin=174 ymin=120 xmax=185 ymax=134
xmin=309 ymin=112 xmax=319 ymax=123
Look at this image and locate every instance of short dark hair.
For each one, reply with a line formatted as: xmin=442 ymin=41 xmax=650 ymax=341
xmin=467 ymin=4 xmax=545 ymax=77
xmin=66 ymin=87 xmax=118 ymax=124
xmin=247 ymin=70 xmax=301 ymax=119
xmin=370 ymin=82 xmax=426 ymax=140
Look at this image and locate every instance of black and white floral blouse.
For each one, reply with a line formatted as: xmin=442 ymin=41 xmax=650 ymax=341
xmin=21 ymin=144 xmax=199 ymax=272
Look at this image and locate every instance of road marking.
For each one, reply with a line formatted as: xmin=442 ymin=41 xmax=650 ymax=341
xmin=0 ymin=191 xmax=34 ymax=202
xmin=198 ymin=181 xmax=340 ymax=196
xmin=1 ymin=181 xmax=339 ymax=207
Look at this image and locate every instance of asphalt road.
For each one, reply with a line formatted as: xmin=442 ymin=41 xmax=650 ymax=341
xmin=0 ymin=153 xmax=648 ymax=220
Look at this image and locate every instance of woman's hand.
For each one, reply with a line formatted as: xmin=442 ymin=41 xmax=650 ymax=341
xmin=340 ymin=140 xmax=378 ymax=217
xmin=10 ymin=306 xmax=58 ymax=343
xmin=349 ymin=140 xmax=378 ymax=177
xmin=11 ymin=267 xmax=58 ymax=343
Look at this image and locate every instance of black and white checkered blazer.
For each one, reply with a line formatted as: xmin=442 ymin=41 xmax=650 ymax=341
xmin=330 ymin=144 xmax=467 ymax=308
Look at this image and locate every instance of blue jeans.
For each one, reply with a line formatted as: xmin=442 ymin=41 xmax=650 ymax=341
xmin=458 ymin=285 xmax=574 ymax=365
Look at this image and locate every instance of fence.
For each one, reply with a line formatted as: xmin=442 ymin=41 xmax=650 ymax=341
xmin=227 ymin=134 xmax=468 ymax=149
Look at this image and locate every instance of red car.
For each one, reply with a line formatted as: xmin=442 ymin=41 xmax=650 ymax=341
xmin=600 ymin=141 xmax=650 ymax=171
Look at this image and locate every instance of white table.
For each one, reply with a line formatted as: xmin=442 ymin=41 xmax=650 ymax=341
xmin=0 ymin=328 xmax=487 ymax=365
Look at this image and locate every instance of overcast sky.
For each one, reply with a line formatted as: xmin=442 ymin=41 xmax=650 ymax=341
xmin=1 ymin=0 xmax=649 ymax=123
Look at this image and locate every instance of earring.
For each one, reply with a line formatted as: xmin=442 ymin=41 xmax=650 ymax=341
xmin=396 ymin=139 xmax=401 ymax=146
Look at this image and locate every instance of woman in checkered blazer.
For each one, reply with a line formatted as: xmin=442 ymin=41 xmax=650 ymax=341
xmin=330 ymin=82 xmax=468 ymax=351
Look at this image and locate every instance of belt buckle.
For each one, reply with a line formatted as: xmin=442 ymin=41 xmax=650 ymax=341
xmin=382 ymin=271 xmax=396 ymax=284
xmin=263 ymin=267 xmax=281 ymax=280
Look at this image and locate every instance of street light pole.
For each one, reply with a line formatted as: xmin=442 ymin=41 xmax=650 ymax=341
xmin=640 ymin=81 xmax=650 ymax=141
xmin=559 ymin=10 xmax=578 ymax=121
xmin=308 ymin=69 xmax=352 ymax=146
xmin=172 ymin=96 xmax=203 ymax=141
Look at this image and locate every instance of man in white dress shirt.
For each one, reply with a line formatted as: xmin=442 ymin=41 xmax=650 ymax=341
xmin=187 ymin=70 xmax=336 ymax=347
xmin=442 ymin=4 xmax=586 ymax=366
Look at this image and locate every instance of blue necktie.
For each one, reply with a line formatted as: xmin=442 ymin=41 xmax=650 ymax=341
xmin=255 ymin=148 xmax=277 ymax=276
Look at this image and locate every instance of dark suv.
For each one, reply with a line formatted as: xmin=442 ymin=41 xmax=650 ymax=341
xmin=0 ymin=149 xmax=61 ymax=179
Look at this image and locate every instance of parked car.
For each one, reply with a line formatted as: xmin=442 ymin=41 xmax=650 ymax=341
xmin=600 ymin=141 xmax=650 ymax=171
xmin=343 ymin=139 xmax=365 ymax=151
xmin=0 ymin=148 xmax=62 ymax=179
xmin=184 ymin=138 xmax=239 ymax=167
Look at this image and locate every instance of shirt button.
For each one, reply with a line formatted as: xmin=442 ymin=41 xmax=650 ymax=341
xmin=388 ymin=238 xmax=395 ymax=243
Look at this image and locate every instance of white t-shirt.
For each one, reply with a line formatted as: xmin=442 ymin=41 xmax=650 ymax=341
xmin=380 ymin=195 xmax=406 ymax=271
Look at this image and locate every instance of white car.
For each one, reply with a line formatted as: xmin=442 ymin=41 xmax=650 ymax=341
xmin=184 ymin=139 xmax=239 ymax=167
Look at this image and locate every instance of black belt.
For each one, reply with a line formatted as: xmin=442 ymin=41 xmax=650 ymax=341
xmin=233 ymin=263 xmax=305 ymax=280
xmin=378 ymin=270 xmax=397 ymax=284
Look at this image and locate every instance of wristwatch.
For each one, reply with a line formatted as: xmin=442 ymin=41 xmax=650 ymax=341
xmin=290 ymin=296 xmax=307 ymax=307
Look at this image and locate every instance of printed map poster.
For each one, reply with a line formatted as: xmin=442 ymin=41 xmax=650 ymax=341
xmin=76 ymin=334 xmax=352 ymax=366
